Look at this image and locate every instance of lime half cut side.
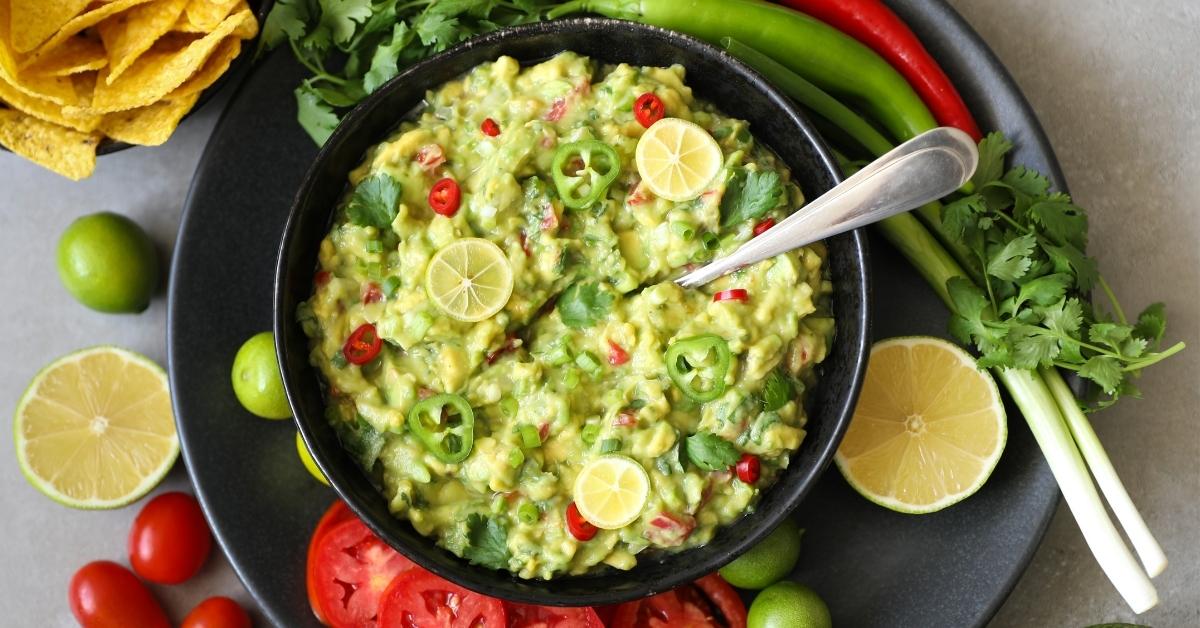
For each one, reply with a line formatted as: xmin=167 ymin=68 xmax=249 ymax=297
xmin=424 ymin=238 xmax=514 ymax=322
xmin=14 ymin=346 xmax=178 ymax=509
xmin=573 ymin=455 xmax=650 ymax=529
xmin=635 ymin=117 xmax=723 ymax=202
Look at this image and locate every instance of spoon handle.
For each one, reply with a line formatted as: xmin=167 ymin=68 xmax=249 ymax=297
xmin=675 ymin=127 xmax=979 ymax=289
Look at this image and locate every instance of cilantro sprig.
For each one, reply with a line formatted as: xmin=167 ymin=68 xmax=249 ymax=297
xmin=262 ymin=0 xmax=556 ymax=145
xmin=463 ymin=513 xmax=510 ymax=570
xmin=940 ymin=133 xmax=1184 ymax=408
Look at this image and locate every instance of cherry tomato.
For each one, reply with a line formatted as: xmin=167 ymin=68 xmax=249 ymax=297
xmin=566 ymin=502 xmax=597 ymax=541
xmin=734 ymin=453 xmax=761 ymax=484
xmin=429 ymin=177 xmax=461 ymax=216
xmin=69 ymin=561 xmax=170 ymax=628
xmin=713 ymin=289 xmax=749 ymax=303
xmin=752 ymin=218 xmax=775 ymax=237
xmin=306 ymin=501 xmax=357 ymax=623
xmin=342 ymin=323 xmax=382 ymax=365
xmin=361 ymin=282 xmax=382 ymax=304
xmin=314 ymin=270 xmax=332 ymax=286
xmin=309 ymin=518 xmax=414 ymax=627
xmin=377 ymin=570 xmax=506 ymax=627
xmin=607 ymin=340 xmax=630 ymax=366
xmin=610 ymin=573 xmax=746 ymax=628
xmin=505 ymin=603 xmax=605 ymax=627
xmin=181 ymin=596 xmax=252 ymax=628
xmin=481 ymin=117 xmax=501 ymax=137
xmin=634 ymin=92 xmax=665 ymax=127
xmin=128 ymin=492 xmax=212 ymax=584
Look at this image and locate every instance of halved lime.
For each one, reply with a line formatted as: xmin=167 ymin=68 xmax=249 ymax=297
xmin=835 ymin=336 xmax=1006 ymax=513
xmin=573 ymin=455 xmax=650 ymax=529
xmin=634 ymin=117 xmax=722 ymax=202
xmin=296 ymin=431 xmax=329 ymax=486
xmin=13 ymin=346 xmax=178 ymax=509
xmin=424 ymin=238 xmax=513 ymax=322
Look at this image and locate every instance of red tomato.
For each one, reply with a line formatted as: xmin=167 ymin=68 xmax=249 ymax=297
xmin=481 ymin=118 xmax=501 ymax=137
xmin=610 ymin=574 xmax=746 ymax=628
xmin=181 ymin=596 xmax=252 ymax=628
xmin=692 ymin=574 xmax=747 ymax=628
xmin=377 ymin=570 xmax=506 ymax=627
xmin=307 ymin=501 xmax=357 ymax=623
xmin=69 ymin=561 xmax=170 ymax=628
xmin=505 ymin=603 xmax=605 ymax=627
xmin=734 ymin=453 xmax=761 ymax=484
xmin=128 ymin=492 xmax=212 ymax=584
xmin=310 ymin=518 xmax=414 ymax=627
xmin=607 ymin=340 xmax=630 ymax=366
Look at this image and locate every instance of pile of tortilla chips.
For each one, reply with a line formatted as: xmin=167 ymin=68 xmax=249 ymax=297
xmin=0 ymin=0 xmax=258 ymax=179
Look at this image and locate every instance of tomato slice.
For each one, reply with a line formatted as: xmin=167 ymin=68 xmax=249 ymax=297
xmin=692 ymin=574 xmax=747 ymax=628
xmin=307 ymin=501 xmax=357 ymax=623
xmin=505 ymin=603 xmax=604 ymax=627
xmin=609 ymin=573 xmax=746 ymax=628
xmin=377 ymin=570 xmax=506 ymax=627
xmin=310 ymin=518 xmax=415 ymax=628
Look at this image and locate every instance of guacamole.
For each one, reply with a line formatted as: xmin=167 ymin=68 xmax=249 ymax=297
xmin=298 ymin=52 xmax=834 ymax=579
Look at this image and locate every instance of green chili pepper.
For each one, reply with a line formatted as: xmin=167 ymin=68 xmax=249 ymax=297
xmin=551 ymin=140 xmax=621 ymax=209
xmin=407 ymin=393 xmax=475 ymax=463
xmin=665 ymin=334 xmax=732 ymax=402
xmin=518 ymin=424 xmax=542 ymax=449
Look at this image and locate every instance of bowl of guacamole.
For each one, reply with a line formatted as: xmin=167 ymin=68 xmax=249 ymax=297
xmin=275 ymin=17 xmax=869 ymax=605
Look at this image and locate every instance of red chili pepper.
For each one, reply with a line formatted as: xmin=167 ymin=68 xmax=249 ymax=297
xmin=486 ymin=335 xmax=518 ymax=365
xmin=607 ymin=340 xmax=630 ymax=366
xmin=773 ymin=0 xmax=981 ymax=140
xmin=342 ymin=323 xmax=382 ymax=365
xmin=752 ymin=218 xmax=775 ymax=237
xmin=314 ymin=270 xmax=331 ymax=286
xmin=734 ymin=453 xmax=760 ymax=484
xmin=481 ymin=117 xmax=500 ymax=137
xmin=361 ymin=282 xmax=382 ymax=304
xmin=428 ymin=178 xmax=461 ymax=216
xmin=633 ymin=92 xmax=665 ymax=127
xmin=518 ymin=230 xmax=533 ymax=257
xmin=713 ymin=289 xmax=749 ymax=303
xmin=566 ymin=503 xmax=597 ymax=541
xmin=613 ymin=410 xmax=637 ymax=427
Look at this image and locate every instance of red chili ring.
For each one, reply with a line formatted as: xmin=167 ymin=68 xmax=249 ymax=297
xmin=566 ymin=503 xmax=597 ymax=541
xmin=633 ymin=92 xmax=665 ymax=128
xmin=429 ymin=178 xmax=461 ymax=217
xmin=752 ymin=218 xmax=775 ymax=237
xmin=343 ymin=323 xmax=383 ymax=365
xmin=735 ymin=453 xmax=760 ymax=484
xmin=713 ymin=289 xmax=749 ymax=303
xmin=481 ymin=118 xmax=500 ymax=137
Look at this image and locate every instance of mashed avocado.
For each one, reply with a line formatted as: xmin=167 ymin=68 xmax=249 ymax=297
xmin=299 ymin=52 xmax=834 ymax=579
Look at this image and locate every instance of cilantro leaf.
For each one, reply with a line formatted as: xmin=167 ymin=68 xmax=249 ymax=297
xmin=1042 ymin=241 xmax=1098 ymax=291
xmin=972 ymin=132 xmax=1013 ymax=188
xmin=463 ymin=514 xmax=510 ymax=570
xmin=1014 ymin=273 xmax=1071 ymax=311
xmin=414 ymin=12 xmax=460 ymax=49
xmin=337 ymin=415 xmax=385 ymax=470
xmin=318 ymin=0 xmax=373 ymax=45
xmin=1029 ymin=200 xmax=1088 ymax=250
xmin=557 ymin=282 xmax=613 ymax=328
xmin=685 ymin=432 xmax=739 ymax=471
xmin=363 ymin=22 xmax=411 ymax=94
xmin=1079 ymin=356 xmax=1122 ymax=394
xmin=986 ymin=233 xmax=1036 ymax=281
xmin=946 ymin=277 xmax=1003 ymax=349
xmin=1010 ymin=326 xmax=1060 ymax=368
xmin=760 ymin=371 xmax=793 ymax=412
xmin=1134 ymin=302 xmax=1167 ymax=345
xmin=1001 ymin=165 xmax=1050 ymax=198
xmin=295 ymin=83 xmax=341 ymax=145
xmin=720 ymin=169 xmax=783 ymax=228
xmin=262 ymin=0 xmax=312 ymax=49
xmin=1039 ymin=298 xmax=1084 ymax=337
xmin=346 ymin=173 xmax=402 ymax=228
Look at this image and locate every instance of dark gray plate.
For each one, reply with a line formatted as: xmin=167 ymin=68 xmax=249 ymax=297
xmin=168 ymin=1 xmax=1062 ymax=625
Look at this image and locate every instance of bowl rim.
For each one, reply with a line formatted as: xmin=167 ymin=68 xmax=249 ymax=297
xmin=275 ymin=16 xmax=870 ymax=606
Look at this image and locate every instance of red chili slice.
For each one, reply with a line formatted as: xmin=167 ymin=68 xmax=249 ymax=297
xmin=566 ymin=502 xmax=597 ymax=541
xmin=634 ymin=92 xmax=665 ymax=127
xmin=486 ymin=335 xmax=519 ymax=365
xmin=481 ymin=117 xmax=500 ymax=137
xmin=607 ymin=340 xmax=630 ymax=366
xmin=343 ymin=323 xmax=383 ymax=365
xmin=309 ymin=518 xmax=414 ymax=628
xmin=734 ymin=453 xmax=760 ymax=484
xmin=429 ymin=178 xmax=461 ymax=216
xmin=713 ymin=289 xmax=749 ymax=303
xmin=752 ymin=218 xmax=775 ymax=237
xmin=505 ymin=603 xmax=605 ymax=627
xmin=376 ymin=569 xmax=506 ymax=628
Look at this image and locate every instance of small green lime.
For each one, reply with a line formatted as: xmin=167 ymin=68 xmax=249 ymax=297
xmin=719 ymin=518 xmax=802 ymax=589
xmin=231 ymin=332 xmax=291 ymax=419
xmin=748 ymin=581 xmax=832 ymax=628
xmin=296 ymin=431 xmax=329 ymax=485
xmin=56 ymin=212 xmax=159 ymax=313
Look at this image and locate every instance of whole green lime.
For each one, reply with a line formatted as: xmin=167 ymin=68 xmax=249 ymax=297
xmin=719 ymin=518 xmax=803 ymax=589
xmin=748 ymin=581 xmax=832 ymax=628
xmin=231 ymin=332 xmax=292 ymax=419
xmin=56 ymin=212 xmax=159 ymax=313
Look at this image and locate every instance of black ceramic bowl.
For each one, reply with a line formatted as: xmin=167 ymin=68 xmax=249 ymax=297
xmin=275 ymin=17 xmax=870 ymax=606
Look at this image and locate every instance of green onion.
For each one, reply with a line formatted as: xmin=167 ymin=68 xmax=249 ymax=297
xmin=490 ymin=494 xmax=505 ymax=514
xmin=671 ymin=221 xmax=696 ymax=241
xmin=599 ymin=438 xmax=620 ymax=454
xmin=381 ymin=276 xmax=401 ymax=298
xmin=366 ymin=240 xmax=383 ymax=253
xmin=405 ymin=312 xmax=433 ymax=342
xmin=581 ymin=423 xmax=600 ymax=445
xmin=499 ymin=397 xmax=518 ymax=418
xmin=563 ymin=368 xmax=581 ymax=390
xmin=517 ymin=502 xmax=539 ymax=525
xmin=366 ymin=262 xmax=382 ymax=279
xmin=575 ymin=350 xmax=602 ymax=375
xmin=544 ymin=339 xmax=574 ymax=366
xmin=519 ymin=424 xmax=541 ymax=449
xmin=507 ymin=447 xmax=525 ymax=469
xmin=700 ymin=232 xmax=719 ymax=251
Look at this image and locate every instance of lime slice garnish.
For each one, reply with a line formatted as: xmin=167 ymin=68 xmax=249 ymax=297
xmin=13 ymin=346 xmax=178 ymax=509
xmin=634 ymin=117 xmax=722 ymax=202
xmin=835 ymin=336 xmax=1006 ymax=513
xmin=573 ymin=455 xmax=650 ymax=529
xmin=424 ymin=238 xmax=514 ymax=322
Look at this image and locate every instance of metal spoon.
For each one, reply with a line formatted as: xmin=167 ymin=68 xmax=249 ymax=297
xmin=675 ymin=127 xmax=979 ymax=288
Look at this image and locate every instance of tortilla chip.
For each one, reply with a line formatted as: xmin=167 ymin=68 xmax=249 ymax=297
xmin=23 ymin=0 xmax=156 ymax=68
xmin=20 ymin=36 xmax=107 ymax=77
xmin=0 ymin=0 xmax=24 ymax=78
xmin=98 ymin=91 xmax=198 ymax=145
xmin=0 ymin=108 xmax=99 ymax=180
xmin=171 ymin=14 xmax=206 ymax=33
xmin=183 ymin=0 xmax=239 ymax=31
xmin=0 ymin=64 xmax=79 ymax=105
xmin=0 ymin=73 xmax=100 ymax=131
xmin=10 ymin=0 xmax=90 ymax=53
xmin=97 ymin=0 xmax=190 ymax=85
xmin=76 ymin=9 xmax=249 ymax=113
xmin=168 ymin=36 xmax=239 ymax=98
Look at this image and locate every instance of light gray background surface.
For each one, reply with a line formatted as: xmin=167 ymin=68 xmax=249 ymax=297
xmin=0 ymin=1 xmax=1196 ymax=626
